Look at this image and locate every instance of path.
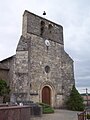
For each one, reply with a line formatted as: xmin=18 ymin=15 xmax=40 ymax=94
xmin=31 ymin=109 xmax=78 ymax=120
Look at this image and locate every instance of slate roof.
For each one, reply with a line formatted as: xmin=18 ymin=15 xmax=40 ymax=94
xmin=0 ymin=63 xmax=9 ymax=70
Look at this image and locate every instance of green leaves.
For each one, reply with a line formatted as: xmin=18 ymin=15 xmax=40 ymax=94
xmin=37 ymin=103 xmax=54 ymax=114
xmin=0 ymin=79 xmax=10 ymax=96
xmin=66 ymin=85 xmax=85 ymax=111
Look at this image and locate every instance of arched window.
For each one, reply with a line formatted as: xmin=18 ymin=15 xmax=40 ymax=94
xmin=48 ymin=24 xmax=53 ymax=33
xmin=45 ymin=65 xmax=50 ymax=73
xmin=40 ymin=21 xmax=45 ymax=36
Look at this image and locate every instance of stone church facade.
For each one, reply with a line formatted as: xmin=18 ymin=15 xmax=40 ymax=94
xmin=0 ymin=10 xmax=75 ymax=108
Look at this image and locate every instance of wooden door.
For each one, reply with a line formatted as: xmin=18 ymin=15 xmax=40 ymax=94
xmin=42 ymin=86 xmax=51 ymax=105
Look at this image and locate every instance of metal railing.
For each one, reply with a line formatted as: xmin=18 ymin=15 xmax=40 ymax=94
xmin=78 ymin=109 xmax=90 ymax=120
xmin=78 ymin=111 xmax=86 ymax=120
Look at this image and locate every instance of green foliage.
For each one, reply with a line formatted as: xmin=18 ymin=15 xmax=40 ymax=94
xmin=37 ymin=103 xmax=54 ymax=114
xmin=66 ymin=85 xmax=85 ymax=111
xmin=0 ymin=79 xmax=10 ymax=97
xmin=87 ymin=114 xmax=90 ymax=119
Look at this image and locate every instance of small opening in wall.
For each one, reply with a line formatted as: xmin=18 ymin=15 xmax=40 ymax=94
xmin=45 ymin=65 xmax=50 ymax=73
xmin=40 ymin=21 xmax=45 ymax=36
xmin=30 ymin=83 xmax=32 ymax=89
xmin=47 ymin=46 xmax=49 ymax=51
xmin=48 ymin=24 xmax=53 ymax=33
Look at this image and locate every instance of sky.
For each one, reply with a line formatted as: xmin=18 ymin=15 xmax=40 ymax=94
xmin=0 ymin=0 xmax=90 ymax=93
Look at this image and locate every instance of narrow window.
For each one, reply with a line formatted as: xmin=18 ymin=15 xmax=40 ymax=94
xmin=40 ymin=21 xmax=45 ymax=36
xmin=48 ymin=24 xmax=53 ymax=33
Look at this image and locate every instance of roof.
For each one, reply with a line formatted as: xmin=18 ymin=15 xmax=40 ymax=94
xmin=0 ymin=55 xmax=15 ymax=70
xmin=81 ymin=93 xmax=90 ymax=96
xmin=0 ymin=55 xmax=15 ymax=63
xmin=0 ymin=63 xmax=9 ymax=70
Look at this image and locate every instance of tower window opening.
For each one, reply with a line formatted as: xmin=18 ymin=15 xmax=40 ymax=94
xmin=40 ymin=21 xmax=45 ymax=36
xmin=48 ymin=24 xmax=53 ymax=33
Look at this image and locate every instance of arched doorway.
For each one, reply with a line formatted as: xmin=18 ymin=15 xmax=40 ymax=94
xmin=42 ymin=86 xmax=51 ymax=105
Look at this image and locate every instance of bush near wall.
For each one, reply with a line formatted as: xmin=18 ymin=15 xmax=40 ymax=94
xmin=0 ymin=79 xmax=10 ymax=103
xmin=66 ymin=85 xmax=85 ymax=111
xmin=87 ymin=114 xmax=90 ymax=119
xmin=37 ymin=103 xmax=54 ymax=114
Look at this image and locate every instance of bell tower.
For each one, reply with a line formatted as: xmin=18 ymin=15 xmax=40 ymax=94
xmin=22 ymin=10 xmax=64 ymax=45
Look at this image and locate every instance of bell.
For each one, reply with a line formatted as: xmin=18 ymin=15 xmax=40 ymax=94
xmin=43 ymin=11 xmax=46 ymax=15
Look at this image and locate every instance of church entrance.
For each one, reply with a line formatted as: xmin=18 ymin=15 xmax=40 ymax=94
xmin=42 ymin=86 xmax=51 ymax=105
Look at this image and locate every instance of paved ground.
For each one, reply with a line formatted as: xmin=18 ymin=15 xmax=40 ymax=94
xmin=31 ymin=109 xmax=79 ymax=120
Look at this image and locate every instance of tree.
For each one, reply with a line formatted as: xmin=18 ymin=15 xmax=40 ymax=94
xmin=0 ymin=79 xmax=10 ymax=102
xmin=66 ymin=85 xmax=85 ymax=111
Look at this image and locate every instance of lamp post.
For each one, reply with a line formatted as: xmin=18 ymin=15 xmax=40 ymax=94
xmin=86 ymin=88 xmax=88 ymax=107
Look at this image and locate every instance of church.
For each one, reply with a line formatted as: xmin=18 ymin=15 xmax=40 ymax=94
xmin=0 ymin=10 xmax=75 ymax=108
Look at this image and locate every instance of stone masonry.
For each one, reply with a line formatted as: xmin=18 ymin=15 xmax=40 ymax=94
xmin=0 ymin=10 xmax=75 ymax=108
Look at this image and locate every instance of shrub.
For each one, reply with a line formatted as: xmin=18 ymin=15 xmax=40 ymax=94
xmin=0 ymin=79 xmax=10 ymax=102
xmin=66 ymin=85 xmax=85 ymax=111
xmin=37 ymin=102 xmax=54 ymax=114
xmin=87 ymin=114 xmax=90 ymax=119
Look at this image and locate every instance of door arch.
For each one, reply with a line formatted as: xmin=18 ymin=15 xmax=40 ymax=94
xmin=42 ymin=86 xmax=51 ymax=105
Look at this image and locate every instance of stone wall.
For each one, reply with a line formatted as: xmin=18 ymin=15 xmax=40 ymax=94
xmin=61 ymin=51 xmax=75 ymax=105
xmin=0 ymin=106 xmax=31 ymax=120
xmin=0 ymin=69 xmax=9 ymax=85
xmin=22 ymin=10 xmax=63 ymax=45
xmin=27 ymin=34 xmax=74 ymax=107
xmin=0 ymin=56 xmax=15 ymax=91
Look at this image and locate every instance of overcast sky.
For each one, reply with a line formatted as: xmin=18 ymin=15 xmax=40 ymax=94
xmin=0 ymin=0 xmax=90 ymax=93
